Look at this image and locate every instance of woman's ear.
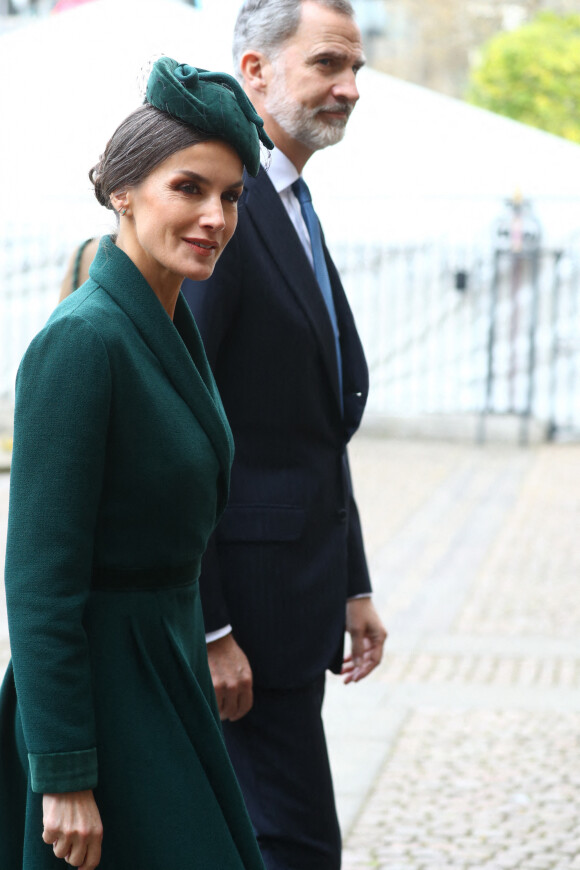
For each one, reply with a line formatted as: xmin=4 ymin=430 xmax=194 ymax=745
xmin=110 ymin=190 xmax=130 ymax=217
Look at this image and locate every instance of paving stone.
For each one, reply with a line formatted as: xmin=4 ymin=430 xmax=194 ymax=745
xmin=340 ymin=702 xmax=580 ymax=867
xmin=526 ymin=859 xmax=561 ymax=870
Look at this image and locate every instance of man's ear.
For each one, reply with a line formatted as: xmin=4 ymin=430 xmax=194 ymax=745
xmin=240 ymin=50 xmax=270 ymax=94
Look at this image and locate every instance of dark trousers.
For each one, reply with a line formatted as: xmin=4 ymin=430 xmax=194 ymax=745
xmin=222 ymin=674 xmax=342 ymax=870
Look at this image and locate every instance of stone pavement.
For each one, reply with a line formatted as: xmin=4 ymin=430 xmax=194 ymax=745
xmin=323 ymin=435 xmax=580 ymax=870
xmin=1 ymin=436 xmax=580 ymax=869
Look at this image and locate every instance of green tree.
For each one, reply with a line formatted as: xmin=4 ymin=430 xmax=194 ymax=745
xmin=467 ymin=12 xmax=580 ymax=144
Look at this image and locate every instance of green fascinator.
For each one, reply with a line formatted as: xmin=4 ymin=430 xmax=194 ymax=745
xmin=146 ymin=56 xmax=274 ymax=177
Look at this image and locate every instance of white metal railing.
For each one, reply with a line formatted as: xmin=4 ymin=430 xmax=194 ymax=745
xmin=3 ymin=223 xmax=580 ymax=441
xmin=333 ymin=239 xmax=580 ymax=440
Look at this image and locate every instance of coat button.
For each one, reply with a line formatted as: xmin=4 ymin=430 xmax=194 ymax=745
xmin=336 ymin=508 xmax=347 ymax=523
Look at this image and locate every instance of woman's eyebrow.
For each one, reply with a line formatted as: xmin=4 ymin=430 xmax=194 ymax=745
xmin=175 ymin=170 xmax=245 ymax=188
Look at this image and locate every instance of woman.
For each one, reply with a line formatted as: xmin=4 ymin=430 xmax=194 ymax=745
xmin=0 ymin=58 xmax=273 ymax=870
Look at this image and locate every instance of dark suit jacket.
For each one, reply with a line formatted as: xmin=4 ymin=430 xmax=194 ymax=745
xmin=182 ymin=167 xmax=371 ymax=689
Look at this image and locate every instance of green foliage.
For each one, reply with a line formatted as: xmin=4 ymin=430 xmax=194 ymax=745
xmin=467 ymin=12 xmax=580 ymax=143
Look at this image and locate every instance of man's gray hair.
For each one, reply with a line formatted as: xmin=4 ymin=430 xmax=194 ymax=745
xmin=232 ymin=0 xmax=355 ymax=79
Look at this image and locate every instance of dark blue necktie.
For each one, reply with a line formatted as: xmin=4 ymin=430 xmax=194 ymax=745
xmin=292 ymin=177 xmax=343 ymax=406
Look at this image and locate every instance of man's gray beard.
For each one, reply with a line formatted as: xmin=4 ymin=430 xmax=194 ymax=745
xmin=265 ymin=79 xmax=351 ymax=152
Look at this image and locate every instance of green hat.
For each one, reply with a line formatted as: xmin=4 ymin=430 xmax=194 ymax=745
xmin=145 ymin=56 xmax=273 ymax=177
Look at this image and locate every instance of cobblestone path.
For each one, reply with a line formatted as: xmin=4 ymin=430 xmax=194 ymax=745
xmin=324 ymin=438 xmax=580 ymax=870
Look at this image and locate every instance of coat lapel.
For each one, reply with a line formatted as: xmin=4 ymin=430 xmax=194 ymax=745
xmin=243 ymin=169 xmax=343 ymax=413
xmin=89 ymin=237 xmax=234 ymax=512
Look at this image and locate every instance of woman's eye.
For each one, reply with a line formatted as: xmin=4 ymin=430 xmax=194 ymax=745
xmin=223 ymin=191 xmax=241 ymax=204
xmin=179 ymin=183 xmax=199 ymax=194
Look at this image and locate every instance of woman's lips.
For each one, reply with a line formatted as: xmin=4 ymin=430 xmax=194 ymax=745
xmin=183 ymin=237 xmax=218 ymax=256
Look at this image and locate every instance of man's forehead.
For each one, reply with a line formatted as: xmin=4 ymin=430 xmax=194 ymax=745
xmin=305 ymin=39 xmax=365 ymax=64
xmin=285 ymin=8 xmax=363 ymax=59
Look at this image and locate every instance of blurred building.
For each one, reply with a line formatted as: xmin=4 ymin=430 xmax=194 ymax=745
xmin=367 ymin=0 xmax=580 ymax=98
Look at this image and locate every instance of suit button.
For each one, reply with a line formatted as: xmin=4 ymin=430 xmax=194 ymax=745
xmin=336 ymin=508 xmax=347 ymax=523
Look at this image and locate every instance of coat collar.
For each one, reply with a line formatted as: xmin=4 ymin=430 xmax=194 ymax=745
xmin=89 ymin=236 xmax=234 ymax=514
xmin=242 ymin=168 xmax=343 ymax=414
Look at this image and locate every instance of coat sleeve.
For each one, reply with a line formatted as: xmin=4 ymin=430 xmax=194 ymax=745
xmin=5 ymin=314 xmax=111 ymax=793
xmin=181 ymin=233 xmax=242 ymax=633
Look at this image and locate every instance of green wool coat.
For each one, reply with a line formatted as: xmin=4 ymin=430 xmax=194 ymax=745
xmin=0 ymin=236 xmax=265 ymax=869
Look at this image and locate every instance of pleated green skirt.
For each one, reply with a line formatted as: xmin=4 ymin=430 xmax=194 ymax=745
xmin=0 ymin=580 xmax=264 ymax=869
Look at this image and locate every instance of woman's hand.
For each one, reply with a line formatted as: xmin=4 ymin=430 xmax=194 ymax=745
xmin=42 ymin=790 xmax=103 ymax=869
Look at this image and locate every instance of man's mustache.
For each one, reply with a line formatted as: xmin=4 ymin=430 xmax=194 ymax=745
xmin=317 ymin=102 xmax=355 ymax=118
xmin=316 ymin=102 xmax=355 ymax=119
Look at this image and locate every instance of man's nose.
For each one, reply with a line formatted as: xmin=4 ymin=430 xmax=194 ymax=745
xmin=332 ymin=69 xmax=360 ymax=104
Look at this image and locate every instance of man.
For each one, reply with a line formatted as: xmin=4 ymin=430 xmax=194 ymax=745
xmin=181 ymin=2 xmax=387 ymax=868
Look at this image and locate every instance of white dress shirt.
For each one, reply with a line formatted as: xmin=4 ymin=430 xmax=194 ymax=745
xmin=267 ymin=148 xmax=315 ymax=268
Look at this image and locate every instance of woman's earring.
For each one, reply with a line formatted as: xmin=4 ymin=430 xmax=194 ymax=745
xmin=120 ymin=208 xmax=127 ymax=216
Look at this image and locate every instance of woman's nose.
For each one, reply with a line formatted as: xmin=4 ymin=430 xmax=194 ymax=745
xmin=200 ymin=197 xmax=226 ymax=230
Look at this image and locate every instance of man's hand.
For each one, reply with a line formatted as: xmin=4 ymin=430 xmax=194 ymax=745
xmin=42 ymin=790 xmax=103 ymax=869
xmin=207 ymin=633 xmax=253 ymax=721
xmin=342 ymin=597 xmax=387 ymax=684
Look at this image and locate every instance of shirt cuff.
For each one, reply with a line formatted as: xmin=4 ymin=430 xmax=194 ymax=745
xmin=347 ymin=593 xmax=372 ymax=600
xmin=205 ymin=624 xmax=233 ymax=644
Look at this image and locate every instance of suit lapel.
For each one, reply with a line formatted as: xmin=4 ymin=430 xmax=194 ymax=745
xmin=243 ymin=169 xmax=343 ymax=413
xmin=89 ymin=237 xmax=234 ymax=511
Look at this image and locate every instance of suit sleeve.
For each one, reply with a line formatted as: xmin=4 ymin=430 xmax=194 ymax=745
xmin=181 ymin=233 xmax=243 ymax=633
xmin=5 ymin=315 xmax=111 ymax=793
xmin=345 ymin=450 xmax=372 ymax=598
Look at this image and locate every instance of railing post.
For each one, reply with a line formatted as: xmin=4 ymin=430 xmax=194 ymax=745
xmin=547 ymin=250 xmax=563 ymax=441
xmin=520 ymin=248 xmax=541 ymax=446
xmin=478 ymin=249 xmax=500 ymax=445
